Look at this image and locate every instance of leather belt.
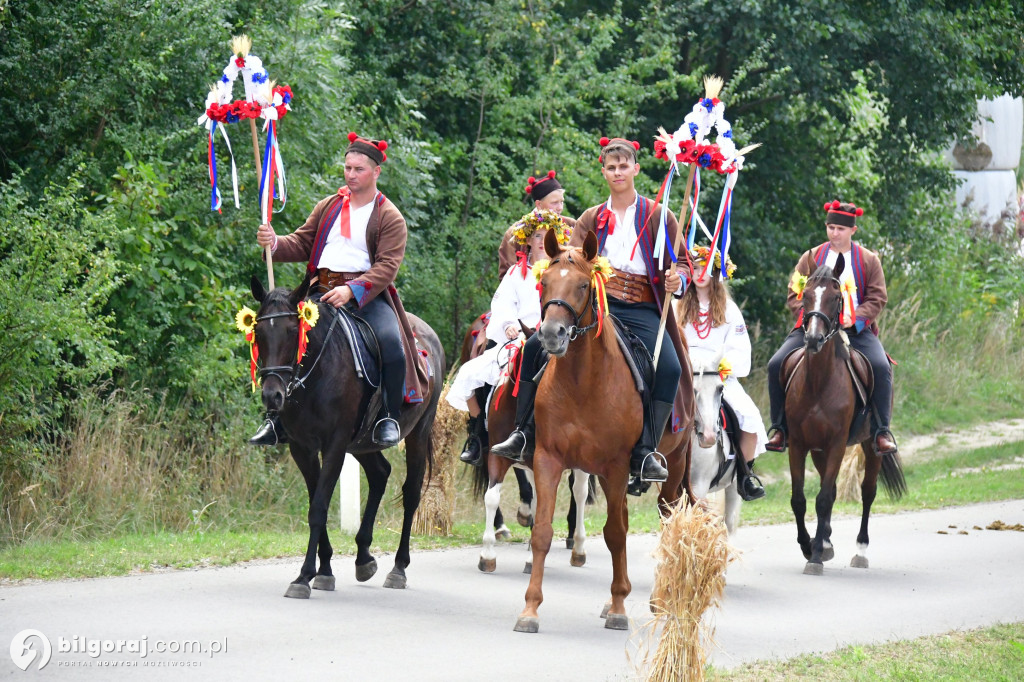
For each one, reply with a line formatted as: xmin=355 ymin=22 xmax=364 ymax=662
xmin=604 ymin=267 xmax=655 ymax=304
xmin=317 ymin=268 xmax=364 ymax=293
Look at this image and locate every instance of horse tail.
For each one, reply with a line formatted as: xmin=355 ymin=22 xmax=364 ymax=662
xmin=586 ymin=473 xmax=597 ymax=505
xmin=879 ymin=450 xmax=907 ymax=500
xmin=471 ymin=457 xmax=490 ymax=498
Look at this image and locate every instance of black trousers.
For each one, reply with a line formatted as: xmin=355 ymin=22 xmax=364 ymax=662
xmin=349 ymin=296 xmax=405 ymax=417
xmin=767 ymin=327 xmax=893 ymax=432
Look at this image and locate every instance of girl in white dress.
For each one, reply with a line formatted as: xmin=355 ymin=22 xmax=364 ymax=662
xmin=447 ymin=210 xmax=570 ymax=465
xmin=678 ymin=247 xmax=767 ymax=500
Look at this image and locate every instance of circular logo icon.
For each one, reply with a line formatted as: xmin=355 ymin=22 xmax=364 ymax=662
xmin=10 ymin=630 xmax=52 ymax=671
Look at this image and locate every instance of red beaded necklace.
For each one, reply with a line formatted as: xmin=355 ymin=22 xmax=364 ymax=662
xmin=692 ymin=307 xmax=712 ymax=339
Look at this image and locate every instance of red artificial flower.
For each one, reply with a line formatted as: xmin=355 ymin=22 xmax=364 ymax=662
xmin=235 ymin=57 xmax=246 ymax=68
xmin=275 ymin=104 xmax=288 ymax=119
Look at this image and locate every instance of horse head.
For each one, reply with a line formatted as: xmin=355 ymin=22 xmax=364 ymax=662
xmin=801 ymin=253 xmax=845 ymax=355
xmin=251 ymin=275 xmax=311 ymax=413
xmin=692 ymin=353 xmax=725 ymax=448
xmin=536 ymin=229 xmax=601 ymax=356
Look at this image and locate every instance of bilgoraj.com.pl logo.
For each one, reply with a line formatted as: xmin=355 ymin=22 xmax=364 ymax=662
xmin=9 ymin=630 xmax=52 ymax=671
xmin=10 ymin=629 xmax=227 ymax=670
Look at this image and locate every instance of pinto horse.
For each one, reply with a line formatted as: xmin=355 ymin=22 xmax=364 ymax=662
xmin=250 ymin=276 xmax=445 ymax=597
xmin=514 ymin=229 xmax=692 ymax=633
xmin=785 ymin=256 xmax=906 ymax=576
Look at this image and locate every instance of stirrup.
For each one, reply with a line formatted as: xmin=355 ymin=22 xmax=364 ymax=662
xmin=637 ymin=451 xmax=669 ymax=483
xmin=459 ymin=435 xmax=483 ymax=466
xmin=491 ymin=429 xmax=527 ymax=463
xmin=873 ymin=428 xmax=898 ymax=456
xmin=738 ymin=471 xmax=766 ymax=501
xmin=372 ymin=417 xmax=401 ymax=446
xmin=765 ymin=426 xmax=787 ymax=452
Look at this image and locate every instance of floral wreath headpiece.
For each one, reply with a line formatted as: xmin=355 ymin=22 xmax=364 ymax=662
xmin=689 ymin=245 xmax=737 ymax=279
xmin=198 ymin=35 xmax=292 ymax=217
xmin=823 ymin=199 xmax=864 ymax=228
xmin=650 ymin=75 xmax=759 ymax=282
xmin=510 ymin=209 xmax=571 ymax=247
xmin=234 ymin=301 xmax=319 ymax=392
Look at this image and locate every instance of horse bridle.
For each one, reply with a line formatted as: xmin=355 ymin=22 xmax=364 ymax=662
xmin=802 ymin=276 xmax=844 ymax=345
xmin=254 ymin=304 xmax=341 ymax=397
xmin=539 ymin=258 xmax=600 ymax=342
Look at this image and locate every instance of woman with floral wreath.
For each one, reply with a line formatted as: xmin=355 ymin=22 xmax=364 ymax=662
xmin=448 ymin=210 xmax=570 ymax=466
xmin=677 ymin=247 xmax=767 ymax=500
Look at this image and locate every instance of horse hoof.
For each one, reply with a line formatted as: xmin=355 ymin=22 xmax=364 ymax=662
xmin=803 ymin=561 xmax=824 ymax=576
xmin=604 ymin=613 xmax=629 ymax=631
xmin=600 ymin=601 xmax=611 ymax=619
xmin=523 ymin=562 xmax=532 ymax=575
xmin=284 ymin=583 xmax=311 ymax=599
xmin=495 ymin=525 xmax=512 ymax=540
xmin=565 ymin=537 xmax=575 ymax=550
xmin=822 ymin=546 xmax=835 ymax=562
xmin=850 ymin=555 xmax=869 ymax=569
xmin=570 ymin=551 xmax=586 ymax=568
xmin=383 ymin=569 xmax=407 ymax=589
xmin=517 ymin=510 xmax=534 ymax=527
xmin=312 ymin=575 xmax=336 ymax=591
xmin=514 ymin=617 xmax=539 ymax=633
xmin=478 ymin=557 xmax=497 ymax=573
xmin=355 ymin=558 xmax=378 ymax=583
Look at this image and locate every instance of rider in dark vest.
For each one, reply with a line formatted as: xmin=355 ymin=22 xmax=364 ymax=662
xmin=250 ymin=133 xmax=426 ymax=448
xmin=491 ymin=137 xmax=689 ymax=488
xmin=765 ymin=199 xmax=897 ymax=456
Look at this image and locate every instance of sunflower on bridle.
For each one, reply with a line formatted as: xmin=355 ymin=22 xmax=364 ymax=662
xmin=689 ymin=244 xmax=736 ymax=279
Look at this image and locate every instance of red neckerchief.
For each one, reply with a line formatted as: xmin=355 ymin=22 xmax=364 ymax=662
xmin=515 ymin=251 xmax=529 ymax=278
xmin=335 ymin=186 xmax=352 ymax=238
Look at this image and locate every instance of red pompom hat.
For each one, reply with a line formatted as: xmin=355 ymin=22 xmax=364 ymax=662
xmin=823 ymin=199 xmax=864 ymax=228
xmin=345 ymin=132 xmax=388 ymax=165
xmin=524 ymin=170 xmax=562 ymax=201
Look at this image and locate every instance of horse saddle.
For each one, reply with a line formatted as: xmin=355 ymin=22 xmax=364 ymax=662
xmin=708 ymin=400 xmax=743 ymax=490
xmin=610 ymin=315 xmax=653 ymax=400
xmin=780 ymin=344 xmax=875 ymax=445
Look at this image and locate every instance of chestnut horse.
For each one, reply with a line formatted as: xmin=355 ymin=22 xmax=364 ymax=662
xmin=785 ymin=256 xmax=906 ymax=576
xmin=250 ymin=276 xmax=445 ymax=597
xmin=514 ymin=229 xmax=692 ymax=633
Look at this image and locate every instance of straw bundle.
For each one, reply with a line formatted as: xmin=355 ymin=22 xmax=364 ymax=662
xmin=411 ymin=373 xmax=463 ymax=536
xmin=836 ymin=444 xmax=866 ymax=503
xmin=639 ymin=499 xmax=734 ymax=682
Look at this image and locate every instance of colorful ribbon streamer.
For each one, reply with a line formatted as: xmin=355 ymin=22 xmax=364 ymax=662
xmin=258 ymin=120 xmax=288 ymax=225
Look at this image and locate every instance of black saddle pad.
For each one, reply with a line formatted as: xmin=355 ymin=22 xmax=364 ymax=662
xmin=610 ymin=314 xmax=654 ymax=404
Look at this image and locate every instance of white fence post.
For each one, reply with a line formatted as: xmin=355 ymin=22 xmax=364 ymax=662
xmin=339 ymin=456 xmax=361 ymax=533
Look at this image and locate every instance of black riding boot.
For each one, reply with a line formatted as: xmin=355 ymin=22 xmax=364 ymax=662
xmin=735 ymin=456 xmax=766 ymax=501
xmin=249 ymin=412 xmax=288 ymax=446
xmin=490 ymin=377 xmax=536 ymax=463
xmin=629 ymin=400 xmax=672 ymax=484
xmin=459 ymin=414 xmax=488 ymax=467
xmin=372 ymin=360 xmax=404 ymax=448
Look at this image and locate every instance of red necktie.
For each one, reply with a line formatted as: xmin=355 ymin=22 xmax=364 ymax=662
xmin=337 ymin=187 xmax=351 ymax=238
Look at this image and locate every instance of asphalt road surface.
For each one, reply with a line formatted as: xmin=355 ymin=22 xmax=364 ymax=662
xmin=2 ymin=499 xmax=1022 ymax=680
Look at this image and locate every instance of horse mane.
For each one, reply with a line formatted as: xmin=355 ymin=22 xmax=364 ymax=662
xmin=808 ymin=263 xmax=836 ymax=283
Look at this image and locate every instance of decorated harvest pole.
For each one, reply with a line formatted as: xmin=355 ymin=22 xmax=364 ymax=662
xmin=198 ymin=35 xmax=294 ymax=290
xmin=650 ymin=76 xmax=759 ymax=366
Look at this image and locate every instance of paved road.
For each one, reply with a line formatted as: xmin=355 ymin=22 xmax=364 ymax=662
xmin=2 ymin=500 xmax=1022 ymax=680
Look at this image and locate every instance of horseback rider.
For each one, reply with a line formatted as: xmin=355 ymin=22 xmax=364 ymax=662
xmin=765 ymin=199 xmax=897 ymax=455
xmin=491 ymin=137 xmax=688 ymax=488
xmin=250 ymin=132 xmax=427 ymax=448
xmin=448 ymin=212 xmax=570 ymax=466
xmin=677 ymin=246 xmax=767 ymax=500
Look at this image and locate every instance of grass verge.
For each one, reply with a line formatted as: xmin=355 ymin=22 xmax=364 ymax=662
xmin=707 ymin=621 xmax=1024 ymax=681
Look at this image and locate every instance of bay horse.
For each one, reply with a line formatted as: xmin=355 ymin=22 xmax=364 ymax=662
xmin=514 ymin=229 xmax=692 ymax=633
xmin=689 ymin=353 xmax=743 ymax=534
xmin=784 ymin=256 xmax=906 ymax=575
xmin=250 ymin=276 xmax=445 ymax=597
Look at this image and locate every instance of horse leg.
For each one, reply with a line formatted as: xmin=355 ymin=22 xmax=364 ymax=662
xmin=656 ymin=439 xmax=686 ymax=518
xmin=566 ymin=470 xmax=578 ymax=549
xmin=351 ymin=452 xmax=391 ymax=583
xmin=723 ymin=474 xmax=742 ymax=536
xmin=852 ymin=438 xmax=880 ymax=568
xmin=479 ymin=481 xmax=503 ymax=572
xmin=569 ymin=470 xmax=589 ymax=566
xmin=514 ymin=454 xmax=560 ymax=633
xmin=493 ymin=506 xmax=511 ymax=539
xmin=514 ymin=466 xmax=534 ymax=527
xmin=286 ymin=445 xmax=346 ymax=599
xmin=521 ymin=467 xmax=537 ymax=574
xmin=789 ymin=445 xmax=812 ymax=561
xmin=387 ymin=415 xmax=431 ymax=589
xmin=805 ymin=446 xmax=842 ymax=575
xmin=600 ymin=471 xmax=631 ymax=630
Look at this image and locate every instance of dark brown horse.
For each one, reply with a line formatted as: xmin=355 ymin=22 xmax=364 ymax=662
xmin=784 ymin=256 xmax=906 ymax=575
xmin=514 ymin=229 xmax=692 ymax=633
xmin=250 ymin=276 xmax=445 ymax=597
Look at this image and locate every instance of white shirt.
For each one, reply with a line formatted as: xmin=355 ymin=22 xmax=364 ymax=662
xmin=683 ymin=299 xmax=752 ymax=378
xmin=824 ymin=248 xmax=859 ymax=325
xmin=602 ymin=193 xmax=647 ymax=275
xmin=487 ymin=265 xmax=542 ymax=346
xmin=317 ymin=195 xmax=376 ymax=272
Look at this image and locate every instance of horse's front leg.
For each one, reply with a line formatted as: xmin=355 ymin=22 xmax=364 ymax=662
xmin=514 ymin=466 xmax=534 ymax=527
xmin=600 ymin=466 xmax=631 ymax=630
xmin=514 ymin=453 xmax=560 ymax=633
xmin=479 ymin=480 xmax=503 ymax=572
xmin=569 ymin=470 xmax=589 ymax=566
xmin=805 ymin=446 xmax=842 ymax=575
xmin=852 ymin=437 xmax=881 ymax=568
xmin=286 ymin=444 xmax=346 ymax=599
xmin=351 ymin=452 xmax=391 ymax=584
xmin=521 ymin=467 xmax=538 ymax=574
xmin=789 ymin=444 xmax=812 ymax=561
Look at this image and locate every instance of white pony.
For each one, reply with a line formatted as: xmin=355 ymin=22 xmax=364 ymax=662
xmin=690 ymin=352 xmax=743 ymax=534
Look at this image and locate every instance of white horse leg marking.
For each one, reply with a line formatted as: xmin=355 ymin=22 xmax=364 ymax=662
xmin=570 ymin=470 xmax=589 ymax=557
xmin=856 ymin=542 xmax=868 ymax=558
xmin=481 ymin=482 xmax=502 ymax=562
